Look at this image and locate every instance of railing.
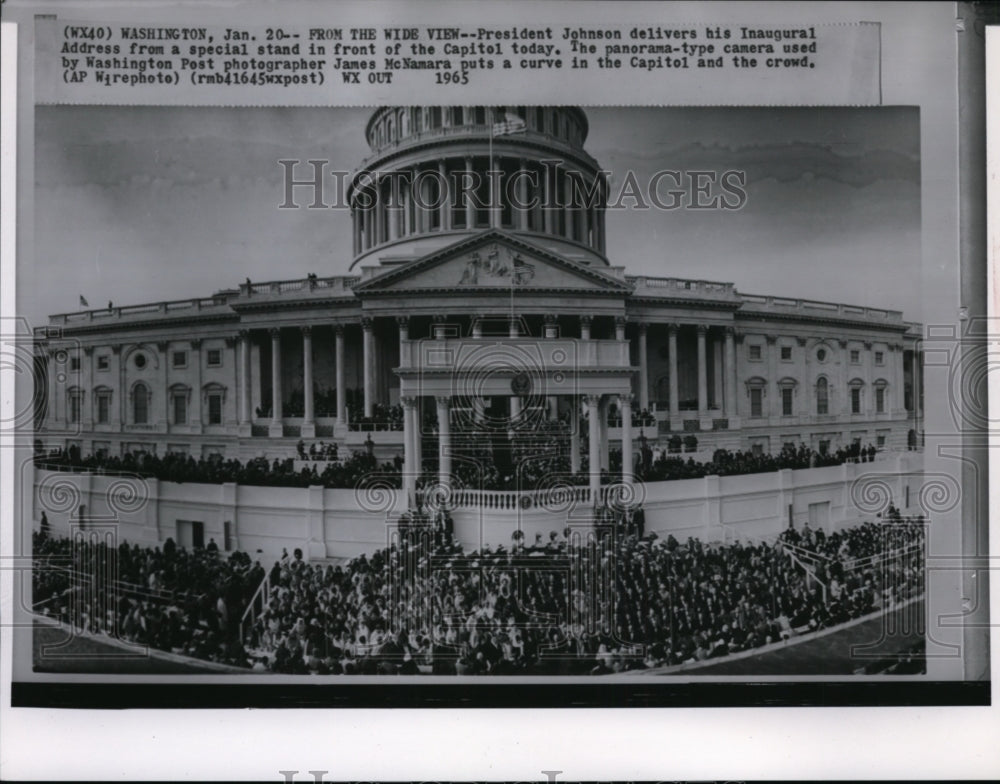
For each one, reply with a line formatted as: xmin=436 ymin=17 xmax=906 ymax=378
xmin=241 ymin=276 xmax=359 ymax=297
xmin=398 ymin=337 xmax=632 ymax=372
xmin=356 ymin=123 xmax=599 ymax=171
xmin=239 ymin=570 xmax=271 ymax=646
xmin=51 ymin=296 xmax=232 ymax=324
xmin=739 ymin=294 xmax=903 ymax=323
xmin=628 ymin=276 xmax=737 ymax=299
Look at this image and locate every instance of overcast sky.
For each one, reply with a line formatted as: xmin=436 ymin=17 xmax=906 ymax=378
xmin=30 ymin=105 xmax=920 ymax=326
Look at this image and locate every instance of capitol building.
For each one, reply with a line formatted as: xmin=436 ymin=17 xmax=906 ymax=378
xmin=33 ymin=106 xmax=924 ymax=553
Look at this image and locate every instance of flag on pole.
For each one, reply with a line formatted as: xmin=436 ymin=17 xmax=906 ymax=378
xmin=492 ymin=111 xmax=527 ymax=137
xmin=79 ymin=295 xmax=89 ymax=308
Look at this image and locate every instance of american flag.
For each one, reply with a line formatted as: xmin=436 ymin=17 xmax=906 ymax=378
xmin=492 ymin=111 xmax=526 ymax=137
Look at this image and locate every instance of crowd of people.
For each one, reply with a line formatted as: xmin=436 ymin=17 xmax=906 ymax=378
xmin=33 ymin=530 xmax=263 ymax=667
xmin=33 ymin=506 xmax=925 ymax=675
xmin=37 ymin=433 xmax=881 ymax=496
xmin=36 ymin=446 xmax=402 ymax=490
xmin=640 ymin=441 xmax=878 ymax=483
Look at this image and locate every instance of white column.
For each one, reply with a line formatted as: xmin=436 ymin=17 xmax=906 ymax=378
xmin=544 ymin=315 xmax=558 ymax=419
xmin=580 ymin=315 xmax=592 ymax=341
xmin=915 ymin=348 xmax=923 ymax=424
xmin=724 ymin=327 xmax=736 ymax=418
xmin=301 ymin=326 xmax=314 ymax=436
xmin=638 ymin=323 xmax=649 ymax=412
xmin=402 ymin=396 xmax=416 ymax=504
xmin=599 ymin=396 xmax=610 ymax=471
xmin=269 ymin=328 xmax=283 ymax=436
xmin=490 ymin=155 xmax=501 ymax=228
xmin=413 ymin=398 xmax=423 ymax=475
xmin=619 ymin=394 xmax=633 ymax=490
xmin=615 ymin=316 xmax=626 ymax=342
xmin=374 ymin=175 xmax=384 ymax=245
xmin=362 ymin=317 xmax=374 ymax=418
xmin=403 ymin=171 xmax=414 ymax=237
xmin=335 ymin=325 xmax=346 ymax=425
xmin=668 ymin=324 xmax=679 ymax=422
xmin=472 ymin=319 xmax=483 ymax=339
xmin=239 ymin=330 xmax=251 ymax=426
xmin=585 ymin=394 xmax=601 ymax=505
xmin=570 ymin=395 xmax=581 ymax=473
xmin=438 ymin=159 xmax=450 ymax=231
xmin=509 ymin=318 xmax=521 ymax=421
xmin=517 ymin=157 xmax=529 ymax=230
xmin=696 ymin=325 xmax=708 ymax=417
xmin=464 ymin=156 xmax=475 ymax=229
xmin=563 ymin=170 xmax=574 ymax=239
xmin=436 ymin=395 xmax=451 ymax=490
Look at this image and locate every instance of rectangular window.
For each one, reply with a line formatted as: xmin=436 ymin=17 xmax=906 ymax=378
xmin=876 ymin=433 xmax=886 ymax=447
xmin=69 ymin=395 xmax=80 ymax=424
xmin=172 ymin=351 xmax=187 ymax=368
xmin=207 ymin=393 xmax=223 ymax=425
xmin=780 ymin=346 xmax=792 ymax=361
xmin=876 ymin=387 xmax=885 ymax=414
xmin=173 ymin=394 xmax=187 ymax=425
xmin=818 ymin=440 xmax=830 ymax=456
xmin=851 ymin=387 xmax=861 ymax=414
xmin=96 ymin=355 xmax=109 ymax=371
xmin=751 ymin=442 xmax=764 ymax=457
xmin=750 ymin=388 xmax=763 ymax=418
xmin=749 ymin=344 xmax=762 ymax=361
xmin=875 ymin=351 xmax=884 ymax=365
xmin=96 ymin=393 xmax=110 ymax=424
xmin=850 ymin=349 xmax=860 ymax=364
xmin=781 ymin=387 xmax=793 ymax=416
xmin=206 ymin=349 xmax=222 ymax=367
xmin=70 ymin=356 xmax=81 ymax=371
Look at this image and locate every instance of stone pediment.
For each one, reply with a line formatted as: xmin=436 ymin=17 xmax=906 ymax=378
xmin=353 ymin=230 xmax=632 ymax=296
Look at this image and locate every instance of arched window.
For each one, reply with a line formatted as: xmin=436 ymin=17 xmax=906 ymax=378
xmin=815 ymin=377 xmax=829 ymax=415
xmin=133 ymin=382 xmax=150 ymax=424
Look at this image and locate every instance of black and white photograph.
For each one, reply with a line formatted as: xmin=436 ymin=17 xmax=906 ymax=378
xmin=0 ymin=0 xmax=995 ymax=781
xmin=26 ymin=103 xmax=932 ymax=680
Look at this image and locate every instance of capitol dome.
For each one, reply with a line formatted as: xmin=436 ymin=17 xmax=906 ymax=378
xmin=347 ymin=106 xmax=608 ymax=270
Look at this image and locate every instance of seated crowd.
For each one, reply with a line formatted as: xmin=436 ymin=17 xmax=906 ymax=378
xmin=38 ymin=436 xmax=879 ymax=495
xmin=33 ymin=509 xmax=925 ymax=675
xmin=36 ymin=446 xmax=402 ymax=490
